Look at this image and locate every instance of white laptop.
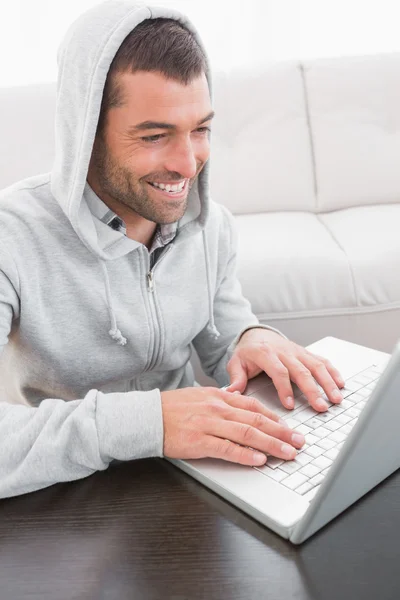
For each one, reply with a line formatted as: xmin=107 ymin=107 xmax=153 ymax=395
xmin=166 ymin=336 xmax=399 ymax=543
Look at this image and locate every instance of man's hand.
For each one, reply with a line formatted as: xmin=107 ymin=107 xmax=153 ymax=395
xmin=226 ymin=328 xmax=345 ymax=412
xmin=161 ymin=387 xmax=306 ymax=466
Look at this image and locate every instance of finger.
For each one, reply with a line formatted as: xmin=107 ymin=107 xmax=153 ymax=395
xmin=247 ymin=349 xmax=295 ymax=409
xmin=279 ymin=355 xmax=329 ymax=411
xmin=206 ymin=420 xmax=298 ymax=461
xmin=301 ymin=354 xmax=344 ymax=404
xmin=221 ymin=406 xmax=305 ymax=449
xmin=220 ymin=390 xmax=281 ymax=423
xmin=203 ymin=435 xmax=267 ymax=467
xmin=225 ymin=355 xmax=248 ymax=394
xmin=307 ymin=352 xmax=346 ymax=388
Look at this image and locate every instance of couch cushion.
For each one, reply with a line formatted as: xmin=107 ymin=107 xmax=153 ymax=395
xmin=210 ymin=63 xmax=316 ymax=215
xmin=0 ymin=83 xmax=56 ymax=189
xmin=304 ymin=53 xmax=400 ymax=212
xmin=235 ymin=211 xmax=355 ymax=316
xmin=235 ymin=206 xmax=400 ymax=352
xmin=320 ymin=204 xmax=400 ymax=305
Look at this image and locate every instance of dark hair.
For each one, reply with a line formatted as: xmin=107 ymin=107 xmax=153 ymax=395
xmin=97 ymin=18 xmax=207 ymax=135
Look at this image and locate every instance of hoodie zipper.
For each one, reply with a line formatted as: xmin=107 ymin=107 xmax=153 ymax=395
xmin=145 ymin=245 xmax=173 ymax=370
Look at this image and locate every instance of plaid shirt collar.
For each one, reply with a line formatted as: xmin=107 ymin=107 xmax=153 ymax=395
xmin=85 ymin=183 xmax=178 ymax=254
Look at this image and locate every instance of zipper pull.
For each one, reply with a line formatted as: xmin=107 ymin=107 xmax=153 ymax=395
xmin=147 ymin=271 xmax=154 ymax=292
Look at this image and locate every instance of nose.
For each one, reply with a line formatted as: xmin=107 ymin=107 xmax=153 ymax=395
xmin=164 ymin=136 xmax=198 ymax=180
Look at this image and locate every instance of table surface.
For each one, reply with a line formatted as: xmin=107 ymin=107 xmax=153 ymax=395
xmin=0 ymin=458 xmax=399 ymax=600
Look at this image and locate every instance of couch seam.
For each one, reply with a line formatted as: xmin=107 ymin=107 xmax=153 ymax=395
xmin=315 ymin=213 xmax=359 ymax=306
xmin=256 ymin=301 xmax=400 ymax=321
xmin=300 ymin=63 xmax=318 ymax=213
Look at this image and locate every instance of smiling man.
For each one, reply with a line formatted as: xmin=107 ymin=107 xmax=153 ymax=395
xmin=0 ymin=1 xmax=344 ymax=499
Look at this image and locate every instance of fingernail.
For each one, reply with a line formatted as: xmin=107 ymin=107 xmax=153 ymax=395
xmin=281 ymin=443 xmax=296 ymax=459
xmin=279 ymin=418 xmax=290 ymax=428
xmin=332 ymin=389 xmax=343 ymax=402
xmin=291 ymin=433 xmax=305 ymax=446
xmin=315 ymin=397 xmax=329 ymax=411
xmin=253 ymin=452 xmax=266 ymax=465
xmin=233 ymin=391 xmax=241 ymax=395
xmin=285 ymin=396 xmax=294 ymax=409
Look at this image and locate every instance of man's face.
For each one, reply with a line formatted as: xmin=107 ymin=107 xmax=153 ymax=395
xmin=90 ymin=70 xmax=213 ymax=225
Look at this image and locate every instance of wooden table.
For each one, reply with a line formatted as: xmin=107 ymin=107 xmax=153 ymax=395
xmin=1 ymin=458 xmax=400 ymax=599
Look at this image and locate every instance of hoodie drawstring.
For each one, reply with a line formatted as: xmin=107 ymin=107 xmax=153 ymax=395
xmin=202 ymin=230 xmax=221 ymax=339
xmin=100 ymin=260 xmax=127 ymax=346
xmin=99 ymin=235 xmax=218 ymax=346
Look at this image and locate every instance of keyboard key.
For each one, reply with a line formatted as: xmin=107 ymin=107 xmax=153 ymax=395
xmin=355 ymin=373 xmax=376 ymax=384
xmin=288 ymin=405 xmax=305 ymax=417
xmin=293 ymin=408 xmax=316 ymax=423
xmin=297 ymin=481 xmax=315 ymax=496
xmin=340 ymin=424 xmax=353 ymax=435
xmin=282 ymin=472 xmax=308 ymax=491
xmin=350 ymin=392 xmax=366 ymax=403
xmin=295 ymin=424 xmax=312 ymax=436
xmin=347 ymin=407 xmax=361 ymax=418
xmin=294 ymin=452 xmax=314 ymax=466
xmin=310 ymin=473 xmax=324 ymax=486
xmin=355 ymin=388 xmax=372 ymax=399
xmin=369 ymin=368 xmax=382 ymax=377
xmin=325 ymin=447 xmax=340 ymax=461
xmin=257 ymin=466 xmax=288 ymax=482
xmin=280 ymin=460 xmax=302 ymax=475
xmin=341 ymin=399 xmax=354 ymax=410
xmin=324 ymin=420 xmax=342 ymax=432
xmin=304 ymin=485 xmax=320 ymax=502
xmin=282 ymin=418 xmax=300 ymax=429
xmin=342 ymin=381 xmax=361 ymax=393
xmin=329 ymin=405 xmax=345 ymax=416
xmin=312 ymin=426 xmax=331 ymax=439
xmin=305 ymin=417 xmax=323 ymax=429
xmin=311 ymin=455 xmax=332 ymax=471
xmin=335 ymin=413 xmax=352 ymax=425
xmin=316 ymin=437 xmax=337 ymax=450
xmin=304 ymin=445 xmax=325 ymax=458
xmin=266 ymin=456 xmax=284 ymax=469
xmin=299 ymin=464 xmax=320 ymax=478
xmin=314 ymin=411 xmax=335 ymax=423
xmin=305 ymin=433 xmax=319 ymax=446
xmin=328 ymin=430 xmax=347 ymax=444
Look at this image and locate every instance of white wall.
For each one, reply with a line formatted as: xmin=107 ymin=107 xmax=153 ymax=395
xmin=2 ymin=0 xmax=400 ymax=87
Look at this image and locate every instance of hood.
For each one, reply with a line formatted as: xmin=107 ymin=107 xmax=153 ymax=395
xmin=50 ymin=0 xmax=212 ymax=261
xmin=49 ymin=0 xmax=220 ymax=347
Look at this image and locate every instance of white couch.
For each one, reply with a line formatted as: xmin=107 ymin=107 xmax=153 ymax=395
xmin=210 ymin=53 xmax=400 ymax=354
xmin=1 ymin=53 xmax=399 ymax=366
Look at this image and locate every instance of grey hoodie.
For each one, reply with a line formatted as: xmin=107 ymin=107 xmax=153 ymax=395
xmin=0 ymin=0 xmax=277 ymax=499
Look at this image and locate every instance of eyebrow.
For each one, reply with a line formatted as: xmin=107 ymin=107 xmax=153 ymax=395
xmin=128 ymin=111 xmax=215 ymax=134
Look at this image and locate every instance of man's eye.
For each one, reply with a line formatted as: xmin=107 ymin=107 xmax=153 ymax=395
xmin=141 ymin=134 xmax=165 ymax=143
xmin=196 ymin=127 xmax=211 ymax=134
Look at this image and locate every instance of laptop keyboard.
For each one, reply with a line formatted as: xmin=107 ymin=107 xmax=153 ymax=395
xmin=254 ymin=364 xmax=385 ymax=502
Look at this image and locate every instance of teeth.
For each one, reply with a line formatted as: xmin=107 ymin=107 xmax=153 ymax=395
xmin=151 ymin=181 xmax=185 ymax=192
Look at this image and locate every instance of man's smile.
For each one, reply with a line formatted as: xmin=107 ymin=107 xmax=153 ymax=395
xmin=146 ymin=179 xmax=189 ymax=197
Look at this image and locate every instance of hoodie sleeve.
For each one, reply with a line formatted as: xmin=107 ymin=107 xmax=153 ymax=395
xmin=0 ymin=254 xmax=164 ymax=500
xmin=192 ymin=205 xmax=286 ymax=387
xmin=0 ymin=389 xmax=163 ymax=499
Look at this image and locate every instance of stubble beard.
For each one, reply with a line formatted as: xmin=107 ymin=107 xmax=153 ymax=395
xmin=91 ymin=135 xmax=193 ymax=225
